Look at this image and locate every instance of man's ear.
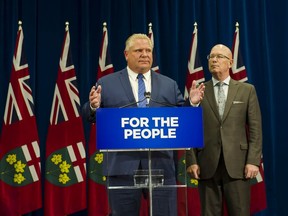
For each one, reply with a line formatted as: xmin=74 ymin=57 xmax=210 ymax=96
xmin=229 ymin=59 xmax=234 ymax=68
xmin=124 ymin=50 xmax=128 ymax=61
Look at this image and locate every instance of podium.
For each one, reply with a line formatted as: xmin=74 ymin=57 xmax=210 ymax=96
xmin=96 ymin=107 xmax=203 ymax=215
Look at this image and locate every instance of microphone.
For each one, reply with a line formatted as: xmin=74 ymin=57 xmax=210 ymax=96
xmin=144 ymin=91 xmax=178 ymax=107
xmin=119 ymin=96 xmax=148 ymax=108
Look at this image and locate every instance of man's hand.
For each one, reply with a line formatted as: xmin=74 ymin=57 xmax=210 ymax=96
xmin=245 ymin=164 xmax=259 ymax=179
xmin=187 ymin=164 xmax=200 ymax=179
xmin=89 ymin=85 xmax=102 ymax=110
xmin=189 ymin=80 xmax=205 ymax=105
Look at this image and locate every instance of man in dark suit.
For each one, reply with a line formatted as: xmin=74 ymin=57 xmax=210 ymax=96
xmin=186 ymin=44 xmax=262 ymax=216
xmin=82 ymin=33 xmax=205 ymax=216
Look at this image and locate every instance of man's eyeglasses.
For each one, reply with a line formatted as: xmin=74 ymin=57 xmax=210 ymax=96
xmin=207 ymin=54 xmax=230 ymax=60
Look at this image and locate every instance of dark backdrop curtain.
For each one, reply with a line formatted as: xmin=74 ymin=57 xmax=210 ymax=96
xmin=0 ymin=0 xmax=286 ymax=215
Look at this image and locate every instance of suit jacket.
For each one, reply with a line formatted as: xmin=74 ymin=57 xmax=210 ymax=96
xmin=82 ymin=68 xmax=185 ymax=177
xmin=186 ymin=79 xmax=262 ymax=179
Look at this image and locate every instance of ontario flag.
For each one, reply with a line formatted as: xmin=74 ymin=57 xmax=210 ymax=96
xmin=148 ymin=23 xmax=160 ymax=73
xmin=178 ymin=22 xmax=204 ymax=216
xmin=184 ymin=22 xmax=205 ymax=99
xmin=44 ymin=22 xmax=87 ymax=216
xmin=230 ymin=22 xmax=248 ymax=82
xmin=0 ymin=21 xmax=42 ymax=215
xmin=88 ymin=22 xmax=114 ymax=216
xmin=230 ymin=22 xmax=267 ymax=215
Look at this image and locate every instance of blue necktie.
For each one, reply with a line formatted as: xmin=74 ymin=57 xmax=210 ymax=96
xmin=217 ymin=82 xmax=226 ymax=119
xmin=137 ymin=73 xmax=147 ymax=107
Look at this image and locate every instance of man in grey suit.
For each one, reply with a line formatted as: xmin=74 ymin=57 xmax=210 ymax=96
xmin=83 ymin=33 xmax=205 ymax=216
xmin=186 ymin=44 xmax=262 ymax=216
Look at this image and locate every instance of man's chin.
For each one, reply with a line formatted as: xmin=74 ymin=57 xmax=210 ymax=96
xmin=138 ymin=66 xmax=151 ymax=72
xmin=139 ymin=63 xmax=150 ymax=67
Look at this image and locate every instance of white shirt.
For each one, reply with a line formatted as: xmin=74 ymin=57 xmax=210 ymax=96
xmin=127 ymin=66 xmax=151 ymax=103
xmin=212 ymin=76 xmax=230 ymax=101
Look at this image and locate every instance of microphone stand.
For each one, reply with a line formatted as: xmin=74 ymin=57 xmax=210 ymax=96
xmin=119 ymin=96 xmax=148 ymax=108
xmin=144 ymin=92 xmax=178 ymax=107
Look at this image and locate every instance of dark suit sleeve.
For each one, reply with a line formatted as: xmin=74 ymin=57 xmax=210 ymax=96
xmin=82 ymin=101 xmax=96 ymax=123
xmin=185 ymin=148 xmax=198 ymax=168
xmin=246 ymin=85 xmax=262 ymax=166
xmin=81 ymin=77 xmax=106 ymax=123
xmin=183 ymin=99 xmax=193 ymax=107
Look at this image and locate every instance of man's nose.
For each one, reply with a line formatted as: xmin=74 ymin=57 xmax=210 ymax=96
xmin=141 ymin=50 xmax=149 ymax=56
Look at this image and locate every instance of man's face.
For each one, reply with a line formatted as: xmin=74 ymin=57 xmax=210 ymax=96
xmin=208 ymin=45 xmax=233 ymax=77
xmin=124 ymin=38 xmax=153 ymax=73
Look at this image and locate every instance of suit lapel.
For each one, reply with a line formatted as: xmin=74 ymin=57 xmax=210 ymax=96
xmin=150 ymin=71 xmax=158 ymax=96
xmin=119 ymin=69 xmax=136 ymax=104
xmin=222 ymin=79 xmax=239 ymax=121
xmin=149 ymin=71 xmax=160 ymax=107
xmin=204 ymin=80 xmax=219 ymax=118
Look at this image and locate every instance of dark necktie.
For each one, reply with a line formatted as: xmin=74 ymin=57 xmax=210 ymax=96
xmin=217 ymin=82 xmax=226 ymax=119
xmin=137 ymin=73 xmax=147 ymax=107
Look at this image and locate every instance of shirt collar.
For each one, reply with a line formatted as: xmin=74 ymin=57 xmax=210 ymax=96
xmin=127 ymin=66 xmax=151 ymax=81
xmin=212 ymin=76 xmax=230 ymax=87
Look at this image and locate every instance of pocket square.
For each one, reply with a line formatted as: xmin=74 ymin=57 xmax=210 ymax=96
xmin=233 ymin=101 xmax=244 ymax=104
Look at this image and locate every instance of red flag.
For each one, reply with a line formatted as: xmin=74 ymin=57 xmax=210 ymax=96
xmin=44 ymin=23 xmax=87 ymax=216
xmin=0 ymin=21 xmax=42 ymax=215
xmin=180 ymin=22 xmax=204 ymax=216
xmin=184 ymin=22 xmax=205 ymax=99
xmin=148 ymin=23 xmax=160 ymax=73
xmin=97 ymin=22 xmax=114 ymax=79
xmin=230 ymin=22 xmax=267 ymax=215
xmin=230 ymin=22 xmax=248 ymax=82
xmin=88 ymin=22 xmax=114 ymax=216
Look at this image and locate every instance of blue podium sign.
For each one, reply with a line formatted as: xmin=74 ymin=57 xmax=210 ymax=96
xmin=96 ymin=107 xmax=203 ymax=150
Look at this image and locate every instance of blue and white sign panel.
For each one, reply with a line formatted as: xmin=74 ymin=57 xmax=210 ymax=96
xmin=96 ymin=107 xmax=203 ymax=150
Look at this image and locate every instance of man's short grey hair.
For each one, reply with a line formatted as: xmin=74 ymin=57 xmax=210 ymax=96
xmin=125 ymin=33 xmax=153 ymax=51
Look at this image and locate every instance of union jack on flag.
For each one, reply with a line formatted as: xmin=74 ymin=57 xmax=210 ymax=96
xmin=184 ymin=22 xmax=205 ymax=99
xmin=230 ymin=22 xmax=248 ymax=82
xmin=45 ymin=22 xmax=87 ymax=216
xmin=4 ymin=28 xmax=34 ymax=125
xmin=49 ymin=27 xmax=81 ymax=125
xmin=50 ymin=75 xmax=81 ymax=125
xmin=97 ymin=22 xmax=114 ymax=79
xmin=0 ymin=21 xmax=42 ymax=215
